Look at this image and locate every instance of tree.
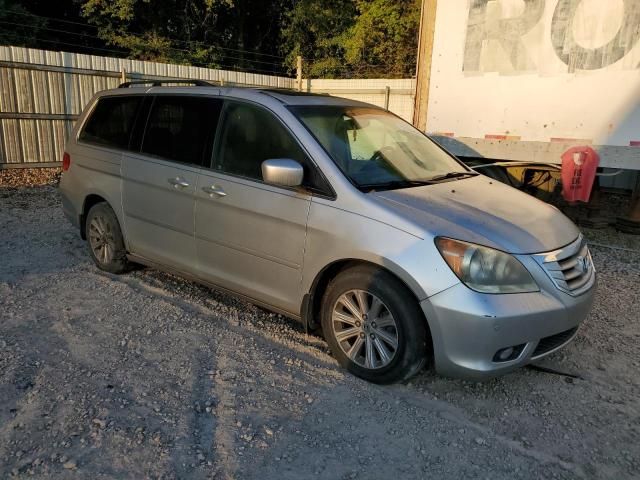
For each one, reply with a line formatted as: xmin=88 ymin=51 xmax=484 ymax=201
xmin=280 ymin=0 xmax=420 ymax=78
xmin=79 ymin=0 xmax=291 ymax=73
xmin=0 ymin=0 xmax=420 ymax=78
xmin=0 ymin=0 xmax=34 ymax=46
xmin=341 ymin=0 xmax=420 ymax=77
xmin=0 ymin=0 xmax=79 ymax=49
xmin=0 ymin=0 xmax=127 ymax=55
xmin=280 ymin=0 xmax=356 ymax=77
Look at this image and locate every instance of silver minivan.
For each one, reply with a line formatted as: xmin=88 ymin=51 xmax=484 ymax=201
xmin=60 ymin=81 xmax=596 ymax=383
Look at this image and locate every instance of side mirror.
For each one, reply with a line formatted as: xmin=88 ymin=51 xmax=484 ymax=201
xmin=261 ymin=158 xmax=304 ymax=187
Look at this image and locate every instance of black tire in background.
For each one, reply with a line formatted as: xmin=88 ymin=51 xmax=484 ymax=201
xmin=320 ymin=264 xmax=429 ymax=384
xmin=85 ymin=202 xmax=130 ymax=274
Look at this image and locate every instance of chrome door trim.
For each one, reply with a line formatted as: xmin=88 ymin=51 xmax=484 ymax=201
xmin=201 ymin=184 xmax=227 ymax=197
xmin=197 ymin=167 xmax=311 ymax=200
xmin=168 ymin=177 xmax=191 ymax=188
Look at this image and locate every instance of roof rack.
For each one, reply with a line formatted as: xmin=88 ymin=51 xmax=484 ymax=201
xmin=118 ymin=79 xmax=217 ymax=88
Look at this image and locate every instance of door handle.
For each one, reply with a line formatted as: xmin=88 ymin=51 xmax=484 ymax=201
xmin=168 ymin=177 xmax=190 ymax=188
xmin=202 ymin=185 xmax=227 ymax=197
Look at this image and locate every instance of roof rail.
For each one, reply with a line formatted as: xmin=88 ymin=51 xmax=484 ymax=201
xmin=118 ymin=79 xmax=217 ymax=88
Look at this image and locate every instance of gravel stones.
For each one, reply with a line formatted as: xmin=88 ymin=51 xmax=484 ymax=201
xmin=0 ymin=186 xmax=639 ymax=479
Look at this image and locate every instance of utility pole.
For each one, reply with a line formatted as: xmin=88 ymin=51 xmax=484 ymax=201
xmin=296 ymin=56 xmax=303 ymax=92
xmin=413 ymin=0 xmax=438 ymax=131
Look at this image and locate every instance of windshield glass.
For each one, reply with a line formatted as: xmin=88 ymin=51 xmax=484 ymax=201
xmin=290 ymin=106 xmax=468 ymax=189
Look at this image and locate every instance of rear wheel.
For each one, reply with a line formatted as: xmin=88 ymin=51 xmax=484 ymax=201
xmin=321 ymin=265 xmax=429 ymax=384
xmin=86 ymin=202 xmax=130 ymax=274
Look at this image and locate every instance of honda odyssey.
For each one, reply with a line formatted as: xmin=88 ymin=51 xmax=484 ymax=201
xmin=59 ymin=81 xmax=596 ymax=383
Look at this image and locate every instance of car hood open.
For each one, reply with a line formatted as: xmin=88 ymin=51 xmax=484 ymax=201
xmin=370 ymin=175 xmax=579 ymax=254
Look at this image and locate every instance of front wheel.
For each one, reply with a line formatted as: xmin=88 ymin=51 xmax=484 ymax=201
xmin=321 ymin=265 xmax=429 ymax=384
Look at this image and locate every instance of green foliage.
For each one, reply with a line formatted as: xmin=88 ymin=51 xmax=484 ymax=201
xmin=0 ymin=0 xmax=45 ymax=46
xmin=0 ymin=0 xmax=421 ymax=78
xmin=342 ymin=0 xmax=421 ymax=77
xmin=281 ymin=0 xmax=356 ymax=77
xmin=79 ymin=0 xmax=291 ymax=72
xmin=282 ymin=0 xmax=420 ymax=78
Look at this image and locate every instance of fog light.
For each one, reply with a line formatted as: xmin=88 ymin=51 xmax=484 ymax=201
xmin=497 ymin=347 xmax=514 ymax=361
xmin=493 ymin=344 xmax=525 ymax=363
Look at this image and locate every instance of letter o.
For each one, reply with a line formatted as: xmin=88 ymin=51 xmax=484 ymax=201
xmin=551 ymin=0 xmax=640 ymax=70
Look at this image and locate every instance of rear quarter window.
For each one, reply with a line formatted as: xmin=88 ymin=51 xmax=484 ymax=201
xmin=79 ymin=96 xmax=142 ymax=149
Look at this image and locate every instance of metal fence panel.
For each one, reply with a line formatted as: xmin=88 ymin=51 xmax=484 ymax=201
xmin=0 ymin=46 xmax=416 ymax=167
xmin=0 ymin=46 xmax=296 ymax=167
xmin=307 ymin=78 xmax=416 ymax=122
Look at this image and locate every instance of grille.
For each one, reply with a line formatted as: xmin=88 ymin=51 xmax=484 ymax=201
xmin=532 ymin=327 xmax=578 ymax=358
xmin=534 ymin=235 xmax=595 ymax=296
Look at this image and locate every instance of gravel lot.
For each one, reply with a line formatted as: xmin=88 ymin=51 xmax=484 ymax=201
xmin=1 ymin=185 xmax=639 ymax=480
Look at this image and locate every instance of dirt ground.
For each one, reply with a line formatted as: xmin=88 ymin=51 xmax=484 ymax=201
xmin=1 ymin=185 xmax=639 ymax=480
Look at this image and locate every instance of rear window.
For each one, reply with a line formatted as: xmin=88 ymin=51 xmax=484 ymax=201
xmin=79 ymin=96 xmax=142 ymax=149
xmin=141 ymin=96 xmax=223 ymax=166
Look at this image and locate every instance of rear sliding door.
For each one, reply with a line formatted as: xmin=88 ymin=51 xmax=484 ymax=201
xmin=122 ymin=95 xmax=223 ymax=272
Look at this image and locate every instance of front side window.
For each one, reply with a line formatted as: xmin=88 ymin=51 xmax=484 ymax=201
xmin=141 ymin=96 xmax=222 ymax=166
xmin=79 ymin=96 xmax=142 ymax=149
xmin=290 ymin=106 xmax=469 ymax=190
xmin=215 ymin=102 xmax=310 ymax=182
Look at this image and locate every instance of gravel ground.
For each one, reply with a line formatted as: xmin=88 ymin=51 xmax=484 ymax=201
xmin=1 ymin=185 xmax=639 ymax=480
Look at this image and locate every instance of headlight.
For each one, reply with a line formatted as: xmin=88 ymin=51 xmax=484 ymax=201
xmin=435 ymin=237 xmax=538 ymax=294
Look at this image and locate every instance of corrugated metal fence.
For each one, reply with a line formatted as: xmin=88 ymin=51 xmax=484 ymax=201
xmin=0 ymin=46 xmax=416 ymax=168
xmin=308 ymin=78 xmax=416 ymax=123
xmin=0 ymin=46 xmax=294 ymax=168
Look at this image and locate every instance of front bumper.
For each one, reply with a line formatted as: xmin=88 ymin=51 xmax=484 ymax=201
xmin=420 ymin=278 xmax=596 ymax=380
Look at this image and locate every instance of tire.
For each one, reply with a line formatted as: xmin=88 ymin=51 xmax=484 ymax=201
xmin=320 ymin=265 xmax=429 ymax=384
xmin=85 ymin=202 xmax=130 ymax=274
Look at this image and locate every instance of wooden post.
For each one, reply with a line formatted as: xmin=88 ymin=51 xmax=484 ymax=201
xmin=413 ymin=0 xmax=438 ymax=131
xmin=120 ymin=68 xmax=126 ymax=84
xmin=296 ymin=56 xmax=303 ymax=92
xmin=384 ymin=86 xmax=391 ymax=110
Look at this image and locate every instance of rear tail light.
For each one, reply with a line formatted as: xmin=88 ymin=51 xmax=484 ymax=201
xmin=62 ymin=152 xmax=71 ymax=172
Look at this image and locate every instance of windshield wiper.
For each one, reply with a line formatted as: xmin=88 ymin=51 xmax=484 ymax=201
xmin=358 ymin=179 xmax=434 ymax=192
xmin=359 ymin=172 xmax=478 ymax=192
xmin=425 ymin=171 xmax=478 ymax=183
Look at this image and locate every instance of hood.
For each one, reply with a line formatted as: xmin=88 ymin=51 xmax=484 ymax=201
xmin=370 ymin=175 xmax=579 ymax=254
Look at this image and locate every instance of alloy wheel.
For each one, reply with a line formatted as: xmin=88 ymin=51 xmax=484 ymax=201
xmin=331 ymin=289 xmax=399 ymax=369
xmin=88 ymin=215 xmax=115 ymax=265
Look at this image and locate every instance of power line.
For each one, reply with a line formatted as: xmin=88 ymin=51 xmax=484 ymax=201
xmin=2 ymin=32 xmax=128 ymax=56
xmin=0 ymin=8 xmax=287 ymax=60
xmin=0 ymin=9 xmax=415 ymax=78
xmin=0 ymin=19 xmax=288 ymax=69
xmin=1 ymin=34 xmax=291 ymax=76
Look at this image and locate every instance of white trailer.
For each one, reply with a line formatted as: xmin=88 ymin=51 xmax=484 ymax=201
xmin=414 ymin=0 xmax=640 ymax=224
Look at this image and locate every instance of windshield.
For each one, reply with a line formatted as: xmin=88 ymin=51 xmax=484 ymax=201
xmin=290 ymin=106 xmax=469 ymax=190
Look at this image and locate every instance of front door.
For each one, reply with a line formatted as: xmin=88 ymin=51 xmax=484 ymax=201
xmin=195 ymin=101 xmax=314 ymax=314
xmin=122 ymin=95 xmax=223 ymax=272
